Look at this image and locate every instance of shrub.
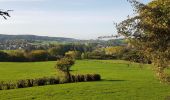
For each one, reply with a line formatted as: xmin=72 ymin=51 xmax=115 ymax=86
xmin=17 ymin=80 xmax=27 ymax=88
xmin=65 ymin=51 xmax=81 ymax=59
xmin=28 ymin=50 xmax=49 ymax=61
xmin=7 ymin=50 xmax=28 ymax=62
xmin=48 ymin=77 xmax=60 ymax=84
xmin=0 ymin=81 xmax=16 ymax=90
xmin=48 ymin=46 xmax=65 ymax=56
xmin=71 ymin=74 xmax=101 ymax=82
xmin=0 ymin=77 xmax=60 ymax=90
xmin=0 ymin=51 xmax=10 ymax=61
xmin=0 ymin=74 xmax=101 ymax=90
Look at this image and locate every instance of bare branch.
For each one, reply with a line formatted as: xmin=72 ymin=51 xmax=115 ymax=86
xmin=0 ymin=9 xmax=13 ymax=20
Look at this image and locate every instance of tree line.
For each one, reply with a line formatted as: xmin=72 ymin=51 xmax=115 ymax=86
xmin=0 ymin=43 xmax=151 ymax=63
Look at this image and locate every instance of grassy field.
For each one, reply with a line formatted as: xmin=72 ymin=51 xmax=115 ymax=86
xmin=0 ymin=60 xmax=170 ymax=100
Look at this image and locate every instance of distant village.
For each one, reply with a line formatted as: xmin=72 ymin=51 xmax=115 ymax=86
xmin=0 ymin=40 xmax=48 ymax=50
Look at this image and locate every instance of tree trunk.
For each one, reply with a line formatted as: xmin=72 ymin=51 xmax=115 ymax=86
xmin=65 ymin=67 xmax=71 ymax=82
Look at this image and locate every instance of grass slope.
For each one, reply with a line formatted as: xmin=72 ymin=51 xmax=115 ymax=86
xmin=0 ymin=60 xmax=170 ymax=100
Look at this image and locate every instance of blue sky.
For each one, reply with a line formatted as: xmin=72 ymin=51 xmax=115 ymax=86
xmin=0 ymin=0 xmax=150 ymax=39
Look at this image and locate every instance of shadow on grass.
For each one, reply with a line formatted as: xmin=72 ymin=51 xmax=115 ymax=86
xmin=101 ymin=79 xmax=126 ymax=82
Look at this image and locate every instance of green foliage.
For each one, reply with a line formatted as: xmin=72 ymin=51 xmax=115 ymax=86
xmin=55 ymin=57 xmax=75 ymax=82
xmin=71 ymin=74 xmax=101 ymax=82
xmin=0 ymin=46 xmax=151 ymax=62
xmin=0 ymin=50 xmax=28 ymax=62
xmin=65 ymin=51 xmax=81 ymax=59
xmin=121 ymin=48 xmax=151 ymax=64
xmin=8 ymin=50 xmax=28 ymax=62
xmin=56 ymin=57 xmax=75 ymax=72
xmin=117 ymin=0 xmax=170 ymax=82
xmin=48 ymin=46 xmax=65 ymax=56
xmin=28 ymin=50 xmax=49 ymax=61
xmin=105 ymin=46 xmax=125 ymax=59
xmin=81 ymin=53 xmax=85 ymax=59
xmin=0 ymin=51 xmax=9 ymax=61
xmin=83 ymin=48 xmax=117 ymax=60
xmin=0 ymin=77 xmax=60 ymax=90
xmin=0 ymin=43 xmax=95 ymax=62
xmin=0 ymin=73 xmax=101 ymax=90
xmin=0 ymin=43 xmax=135 ymax=62
xmin=85 ymin=49 xmax=106 ymax=59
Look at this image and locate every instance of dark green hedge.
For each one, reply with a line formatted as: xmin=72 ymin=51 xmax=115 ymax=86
xmin=0 ymin=74 xmax=101 ymax=90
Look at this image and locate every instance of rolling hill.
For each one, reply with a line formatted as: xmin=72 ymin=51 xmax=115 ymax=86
xmin=0 ymin=34 xmax=78 ymax=42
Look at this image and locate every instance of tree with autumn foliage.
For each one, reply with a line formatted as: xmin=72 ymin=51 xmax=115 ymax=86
xmin=55 ymin=57 xmax=75 ymax=82
xmin=117 ymin=0 xmax=170 ymax=82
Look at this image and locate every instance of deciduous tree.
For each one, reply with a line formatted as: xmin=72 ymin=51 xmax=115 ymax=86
xmin=117 ymin=0 xmax=170 ymax=82
xmin=55 ymin=57 xmax=75 ymax=82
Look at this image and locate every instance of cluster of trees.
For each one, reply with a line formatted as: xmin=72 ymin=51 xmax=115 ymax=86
xmin=0 ymin=44 xmax=93 ymax=62
xmin=80 ymin=46 xmax=150 ymax=63
xmin=0 ymin=43 xmax=150 ymax=62
xmin=117 ymin=0 xmax=170 ymax=82
xmin=0 ymin=50 xmax=49 ymax=62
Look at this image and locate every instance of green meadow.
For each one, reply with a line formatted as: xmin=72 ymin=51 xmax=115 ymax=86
xmin=0 ymin=60 xmax=170 ymax=100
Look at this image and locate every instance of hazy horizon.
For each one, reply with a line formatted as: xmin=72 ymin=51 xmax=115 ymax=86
xmin=0 ymin=0 xmax=149 ymax=39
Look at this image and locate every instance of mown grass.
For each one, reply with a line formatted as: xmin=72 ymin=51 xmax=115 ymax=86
xmin=0 ymin=62 xmax=56 ymax=81
xmin=0 ymin=60 xmax=170 ymax=100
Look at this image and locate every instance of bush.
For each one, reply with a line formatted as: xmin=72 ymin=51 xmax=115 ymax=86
xmin=0 ymin=74 xmax=101 ymax=90
xmin=0 ymin=77 xmax=60 ymax=90
xmin=71 ymin=74 xmax=101 ymax=82
xmin=17 ymin=80 xmax=28 ymax=88
xmin=7 ymin=50 xmax=28 ymax=62
xmin=0 ymin=51 xmax=10 ymax=61
xmin=0 ymin=81 xmax=17 ymax=90
xmin=28 ymin=50 xmax=49 ymax=61
xmin=65 ymin=51 xmax=81 ymax=59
